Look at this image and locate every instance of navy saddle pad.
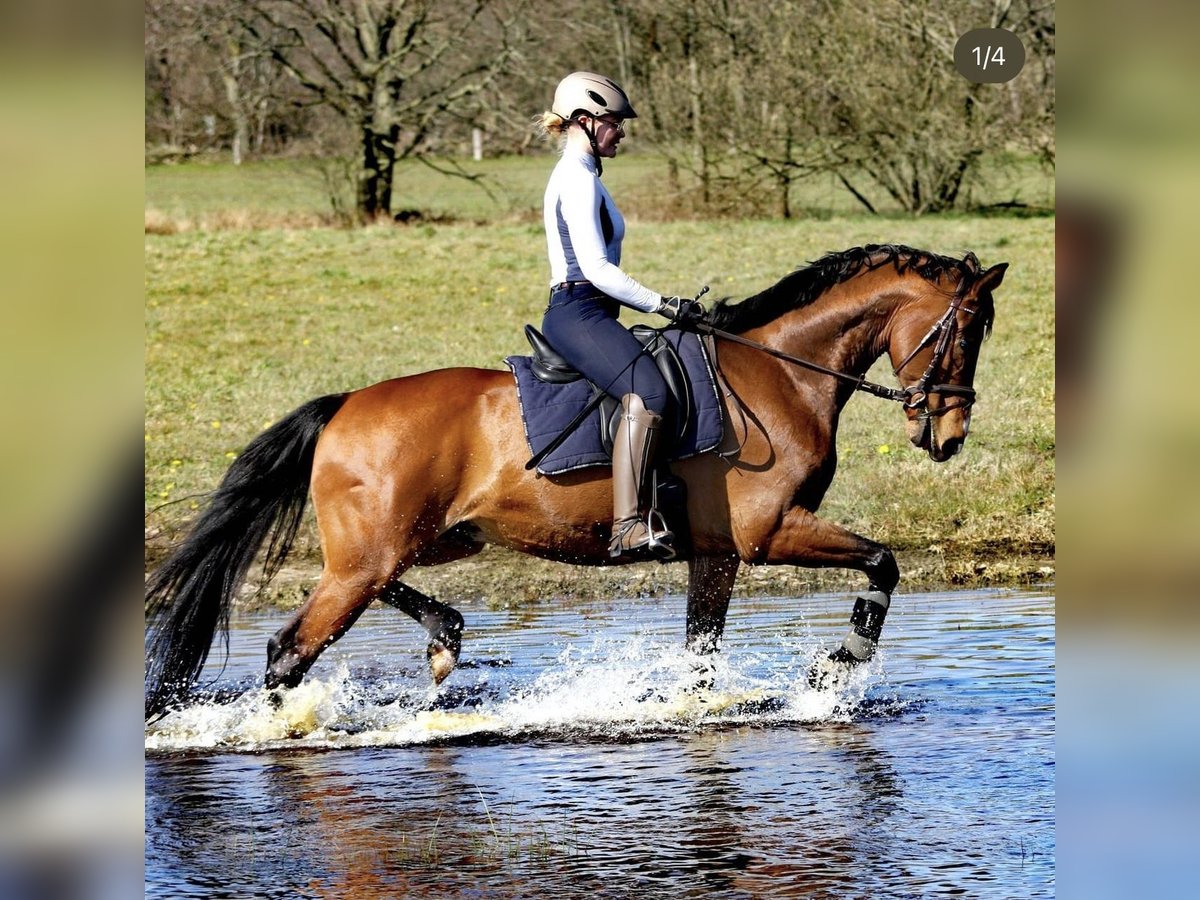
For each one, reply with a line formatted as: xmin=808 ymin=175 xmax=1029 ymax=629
xmin=505 ymin=324 xmax=724 ymax=476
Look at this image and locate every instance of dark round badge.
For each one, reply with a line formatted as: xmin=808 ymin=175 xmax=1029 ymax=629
xmin=954 ymin=28 xmax=1025 ymax=84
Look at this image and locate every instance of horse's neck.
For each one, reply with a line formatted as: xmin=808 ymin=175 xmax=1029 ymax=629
xmin=756 ymin=280 xmax=903 ymax=394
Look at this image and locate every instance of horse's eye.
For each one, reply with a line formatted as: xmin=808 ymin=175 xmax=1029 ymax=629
xmin=958 ymin=338 xmax=969 ymax=350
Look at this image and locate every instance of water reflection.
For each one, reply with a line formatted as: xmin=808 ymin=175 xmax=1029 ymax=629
xmin=146 ymin=590 xmax=1054 ymax=898
xmin=675 ymin=731 xmax=758 ymax=889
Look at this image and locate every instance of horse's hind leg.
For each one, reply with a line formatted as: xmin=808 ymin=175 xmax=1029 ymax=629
xmin=377 ymin=581 xmax=464 ymax=684
xmin=264 ymin=569 xmax=465 ymax=691
xmin=265 ymin=568 xmax=381 ymax=690
xmin=374 ymin=526 xmax=482 ymax=683
xmin=264 ymin=512 xmax=481 ymax=692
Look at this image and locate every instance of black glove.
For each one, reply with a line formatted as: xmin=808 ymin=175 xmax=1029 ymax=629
xmin=657 ymin=296 xmax=708 ymax=327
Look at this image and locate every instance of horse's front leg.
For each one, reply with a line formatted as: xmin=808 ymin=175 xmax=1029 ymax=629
xmin=757 ymin=506 xmax=899 ymax=678
xmin=685 ymin=554 xmax=741 ymax=654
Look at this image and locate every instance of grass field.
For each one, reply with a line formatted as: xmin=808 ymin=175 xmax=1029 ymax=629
xmin=145 ymin=155 xmax=1053 ymax=602
xmin=146 ymin=152 xmax=1054 ymax=225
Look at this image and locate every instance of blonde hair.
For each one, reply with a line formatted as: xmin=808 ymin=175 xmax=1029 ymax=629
xmin=538 ymin=110 xmax=571 ymax=138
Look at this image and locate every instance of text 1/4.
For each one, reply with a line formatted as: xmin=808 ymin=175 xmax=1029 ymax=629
xmin=971 ymin=45 xmax=1006 ymax=70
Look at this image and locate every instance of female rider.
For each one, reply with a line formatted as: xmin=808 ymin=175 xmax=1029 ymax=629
xmin=539 ymin=71 xmax=703 ymax=559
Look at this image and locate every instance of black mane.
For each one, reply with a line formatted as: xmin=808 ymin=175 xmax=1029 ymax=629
xmin=706 ymin=244 xmax=970 ymax=334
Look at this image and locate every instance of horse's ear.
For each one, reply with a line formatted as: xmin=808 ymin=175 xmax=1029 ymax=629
xmin=975 ymin=262 xmax=1008 ymax=295
xmin=963 ymin=251 xmax=981 ymax=274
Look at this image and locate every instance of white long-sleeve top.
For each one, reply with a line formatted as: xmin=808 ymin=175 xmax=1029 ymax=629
xmin=543 ymin=147 xmax=662 ymax=313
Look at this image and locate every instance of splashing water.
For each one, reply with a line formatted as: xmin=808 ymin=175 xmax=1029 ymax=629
xmin=145 ymin=628 xmax=890 ymax=754
xmin=146 ymin=592 xmax=1055 ymax=899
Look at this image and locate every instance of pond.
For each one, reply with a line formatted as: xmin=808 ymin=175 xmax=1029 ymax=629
xmin=146 ymin=588 xmax=1055 ymax=897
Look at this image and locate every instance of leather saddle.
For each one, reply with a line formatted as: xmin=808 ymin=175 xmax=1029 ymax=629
xmin=523 ymin=324 xmax=693 ymax=452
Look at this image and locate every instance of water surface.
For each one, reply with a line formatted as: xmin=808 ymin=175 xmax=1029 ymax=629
xmin=146 ymin=589 xmax=1055 ymax=897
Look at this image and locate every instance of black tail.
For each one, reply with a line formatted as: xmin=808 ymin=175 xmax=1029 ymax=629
xmin=144 ymin=393 xmax=347 ymax=721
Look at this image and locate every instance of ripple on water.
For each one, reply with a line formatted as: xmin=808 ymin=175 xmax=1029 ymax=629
xmin=146 ymin=590 xmax=1055 ymax=899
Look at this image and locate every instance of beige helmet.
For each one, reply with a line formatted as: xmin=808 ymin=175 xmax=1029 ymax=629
xmin=552 ymin=72 xmax=638 ymax=121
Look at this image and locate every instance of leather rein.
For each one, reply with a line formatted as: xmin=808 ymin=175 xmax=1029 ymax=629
xmin=691 ymin=287 xmax=978 ymax=420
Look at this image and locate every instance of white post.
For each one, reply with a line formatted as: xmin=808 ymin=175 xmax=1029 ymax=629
xmin=472 ymin=127 xmax=483 ymax=161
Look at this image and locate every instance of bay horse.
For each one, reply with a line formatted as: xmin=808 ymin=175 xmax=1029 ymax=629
xmin=145 ymin=244 xmax=1006 ymax=721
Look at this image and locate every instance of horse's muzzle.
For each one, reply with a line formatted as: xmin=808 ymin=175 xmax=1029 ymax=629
xmin=930 ymin=435 xmax=965 ymax=462
xmin=907 ymin=413 xmax=966 ymax=462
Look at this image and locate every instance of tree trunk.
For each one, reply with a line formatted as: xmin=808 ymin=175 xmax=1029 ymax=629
xmin=935 ymin=149 xmax=981 ymax=211
xmin=688 ymin=54 xmax=708 ymax=205
xmin=360 ymin=125 xmax=380 ymax=219
xmin=254 ymin=99 xmax=267 ymax=153
xmin=221 ymin=72 xmax=248 ymax=165
xmin=378 ymin=125 xmax=399 ymax=216
xmin=609 ymin=0 xmax=630 ymax=88
xmin=157 ymin=49 xmax=181 ymax=147
xmin=221 ymin=39 xmax=247 ymax=165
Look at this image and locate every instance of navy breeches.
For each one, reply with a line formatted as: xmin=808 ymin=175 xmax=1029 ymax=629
xmin=542 ymin=285 xmax=669 ymax=416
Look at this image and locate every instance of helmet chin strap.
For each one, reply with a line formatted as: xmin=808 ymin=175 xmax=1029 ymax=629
xmin=575 ymin=116 xmax=603 ymax=177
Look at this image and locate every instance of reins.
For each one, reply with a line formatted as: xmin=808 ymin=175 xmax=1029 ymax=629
xmin=689 ymin=278 xmax=979 ymax=419
xmin=691 ymin=320 xmax=909 ymax=403
xmin=524 ymin=275 xmax=979 ymax=472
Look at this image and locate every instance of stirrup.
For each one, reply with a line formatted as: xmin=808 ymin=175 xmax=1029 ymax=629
xmin=644 ymin=509 xmax=676 ymax=560
xmin=608 ymin=511 xmax=676 ymax=560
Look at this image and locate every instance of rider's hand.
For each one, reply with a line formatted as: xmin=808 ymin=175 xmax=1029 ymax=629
xmin=657 ymin=296 xmax=708 ymax=327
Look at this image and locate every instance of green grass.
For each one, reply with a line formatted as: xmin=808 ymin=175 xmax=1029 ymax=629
xmin=146 ymin=152 xmax=1054 ymax=225
xmin=145 ymin=155 xmax=1053 ymax=590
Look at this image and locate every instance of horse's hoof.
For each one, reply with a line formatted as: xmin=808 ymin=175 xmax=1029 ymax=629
xmin=266 ymin=688 xmax=285 ymax=710
xmin=686 ymin=657 xmax=718 ymax=693
xmin=428 ymin=641 xmax=458 ymax=685
xmin=807 ymin=648 xmax=856 ymax=692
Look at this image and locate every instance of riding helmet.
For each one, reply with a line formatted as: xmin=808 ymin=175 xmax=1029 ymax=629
xmin=552 ymin=72 xmax=638 ymax=121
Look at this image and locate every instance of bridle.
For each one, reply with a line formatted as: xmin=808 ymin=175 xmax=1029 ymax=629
xmin=691 ymin=281 xmax=984 ymax=419
xmin=889 ymin=286 xmax=982 ymax=421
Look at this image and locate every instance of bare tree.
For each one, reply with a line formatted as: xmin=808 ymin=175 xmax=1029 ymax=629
xmin=146 ymin=0 xmax=300 ymax=163
xmin=631 ymin=0 xmax=738 ymax=211
xmin=145 ymin=0 xmax=1053 ymax=217
xmin=241 ymin=0 xmax=525 ymax=220
xmin=799 ymin=0 xmax=1054 ymax=213
xmin=146 ymin=0 xmax=210 ymax=154
xmin=632 ymin=0 xmax=825 ymax=217
xmin=632 ymin=0 xmax=1054 ymax=216
xmin=208 ymin=10 xmax=292 ymax=163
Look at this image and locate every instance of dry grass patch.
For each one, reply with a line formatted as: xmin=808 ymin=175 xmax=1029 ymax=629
xmin=144 ymin=206 xmax=343 ymax=234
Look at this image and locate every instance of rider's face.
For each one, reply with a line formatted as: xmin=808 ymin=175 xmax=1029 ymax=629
xmin=590 ymin=116 xmax=625 ymax=158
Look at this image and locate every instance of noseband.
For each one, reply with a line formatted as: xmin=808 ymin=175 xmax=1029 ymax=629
xmin=891 ymin=289 xmax=979 ymax=420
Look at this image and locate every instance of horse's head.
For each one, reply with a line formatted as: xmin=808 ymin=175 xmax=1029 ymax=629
xmin=888 ymin=253 xmax=1007 ymax=462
